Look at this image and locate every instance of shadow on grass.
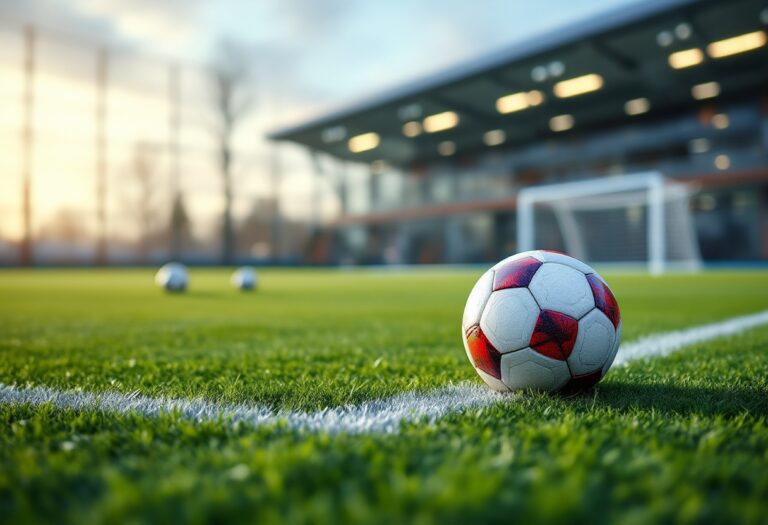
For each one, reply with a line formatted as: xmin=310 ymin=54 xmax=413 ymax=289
xmin=162 ymin=291 xmax=231 ymax=299
xmin=581 ymin=382 xmax=768 ymax=417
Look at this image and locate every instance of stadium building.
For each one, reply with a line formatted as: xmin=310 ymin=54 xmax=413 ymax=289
xmin=269 ymin=0 xmax=768 ymax=266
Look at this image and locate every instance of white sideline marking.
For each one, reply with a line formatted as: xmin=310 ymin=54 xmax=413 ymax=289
xmin=1 ymin=309 xmax=767 ymax=434
xmin=613 ymin=309 xmax=768 ymax=366
xmin=0 ymin=382 xmax=501 ymax=435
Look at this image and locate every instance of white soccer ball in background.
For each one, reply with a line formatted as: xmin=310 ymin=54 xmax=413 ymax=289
xmin=155 ymin=262 xmax=189 ymax=292
xmin=462 ymin=250 xmax=621 ymax=393
xmin=231 ymin=266 xmax=257 ymax=291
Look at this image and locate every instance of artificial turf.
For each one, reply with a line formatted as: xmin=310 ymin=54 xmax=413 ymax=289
xmin=1 ymin=268 xmax=767 ymax=524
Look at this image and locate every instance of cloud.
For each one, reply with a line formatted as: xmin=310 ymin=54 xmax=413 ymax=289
xmin=77 ymin=0 xmax=206 ymax=54
xmin=0 ymin=0 xmax=206 ymax=56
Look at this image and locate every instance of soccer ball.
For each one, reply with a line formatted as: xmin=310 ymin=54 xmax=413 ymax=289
xmin=231 ymin=266 xmax=257 ymax=291
xmin=155 ymin=262 xmax=189 ymax=292
xmin=462 ymin=250 xmax=621 ymax=392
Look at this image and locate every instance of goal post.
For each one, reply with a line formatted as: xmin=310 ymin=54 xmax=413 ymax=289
xmin=516 ymin=172 xmax=701 ymax=274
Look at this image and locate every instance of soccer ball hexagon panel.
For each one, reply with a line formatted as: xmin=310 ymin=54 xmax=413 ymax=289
xmin=462 ymin=250 xmax=621 ymax=392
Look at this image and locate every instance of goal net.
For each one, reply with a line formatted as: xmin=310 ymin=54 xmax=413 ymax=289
xmin=516 ymin=172 xmax=701 ymax=274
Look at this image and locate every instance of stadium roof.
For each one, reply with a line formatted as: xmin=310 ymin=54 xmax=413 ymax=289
xmin=268 ymin=0 xmax=768 ymax=165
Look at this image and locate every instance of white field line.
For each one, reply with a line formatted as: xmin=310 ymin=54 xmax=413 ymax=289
xmin=1 ymin=309 xmax=768 ymax=434
xmin=612 ymin=309 xmax=768 ymax=366
xmin=0 ymin=382 xmax=499 ymax=435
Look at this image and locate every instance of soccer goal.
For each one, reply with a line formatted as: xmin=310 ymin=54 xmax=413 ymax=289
xmin=516 ymin=172 xmax=701 ymax=274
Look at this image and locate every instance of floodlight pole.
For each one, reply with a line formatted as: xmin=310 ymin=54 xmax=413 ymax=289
xmin=336 ymin=162 xmax=348 ymax=216
xmin=269 ymin=143 xmax=283 ymax=260
xmin=95 ymin=47 xmax=109 ymax=265
xmin=368 ymin=167 xmax=379 ymax=212
xmin=19 ymin=26 xmax=35 ymax=267
xmin=168 ymin=62 xmax=182 ymax=260
xmin=309 ymin=150 xmax=323 ymax=228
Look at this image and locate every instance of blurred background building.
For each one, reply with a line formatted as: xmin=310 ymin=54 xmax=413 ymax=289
xmin=1 ymin=0 xmax=766 ymax=267
xmin=271 ymin=0 xmax=768 ymax=266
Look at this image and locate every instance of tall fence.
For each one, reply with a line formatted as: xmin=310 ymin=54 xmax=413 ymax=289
xmin=0 ymin=22 xmax=309 ymax=266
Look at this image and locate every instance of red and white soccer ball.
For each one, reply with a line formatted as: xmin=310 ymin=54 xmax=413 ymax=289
xmin=462 ymin=250 xmax=621 ymax=392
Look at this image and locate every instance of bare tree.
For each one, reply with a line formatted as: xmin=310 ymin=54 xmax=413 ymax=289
xmin=209 ymin=40 xmax=254 ymax=264
xmin=168 ymin=193 xmax=192 ymax=259
xmin=129 ymin=143 xmax=157 ymax=263
xmin=38 ymin=208 xmax=87 ymax=244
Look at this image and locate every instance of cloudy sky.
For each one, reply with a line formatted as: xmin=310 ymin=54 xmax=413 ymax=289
xmin=0 ymin=0 xmax=639 ymax=242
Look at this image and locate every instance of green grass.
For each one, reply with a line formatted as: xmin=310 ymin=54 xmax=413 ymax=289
xmin=1 ymin=268 xmax=767 ymax=524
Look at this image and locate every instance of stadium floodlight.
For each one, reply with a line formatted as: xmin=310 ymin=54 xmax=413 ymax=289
xmin=496 ymin=90 xmax=543 ymax=114
xmin=668 ymin=48 xmax=704 ymax=69
xmin=549 ymin=114 xmax=574 ymax=132
xmin=483 ymin=129 xmax=506 ymax=146
xmin=547 ymin=61 xmax=565 ymax=77
xmin=675 ymin=23 xmax=692 ymax=40
xmin=437 ymin=140 xmax=456 ymax=156
xmin=516 ymin=172 xmax=702 ymax=275
xmin=423 ymin=111 xmax=459 ymax=133
xmin=691 ymin=81 xmax=720 ymax=100
xmin=531 ymin=66 xmax=548 ymax=82
xmin=402 ymin=121 xmax=422 ymax=137
xmin=656 ymin=31 xmax=674 ymax=47
xmin=348 ymin=132 xmax=380 ymax=153
xmin=624 ymin=97 xmax=650 ymax=116
xmin=707 ymin=30 xmax=766 ymax=58
xmin=553 ymin=73 xmax=603 ymax=98
xmin=715 ymin=154 xmax=730 ymax=170
xmin=711 ymin=113 xmax=729 ymax=129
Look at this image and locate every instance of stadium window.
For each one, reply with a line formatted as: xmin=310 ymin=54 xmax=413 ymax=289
xmin=689 ymin=138 xmax=710 ymax=154
xmin=693 ymin=194 xmax=717 ymax=211
xmin=321 ymin=126 xmax=347 ymax=143
xmin=398 ymin=103 xmax=422 ymax=120
xmin=370 ymin=160 xmax=389 ymax=174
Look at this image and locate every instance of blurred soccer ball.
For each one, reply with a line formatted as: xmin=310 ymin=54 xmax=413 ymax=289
xmin=462 ymin=250 xmax=621 ymax=392
xmin=155 ymin=262 xmax=189 ymax=292
xmin=231 ymin=266 xmax=257 ymax=291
